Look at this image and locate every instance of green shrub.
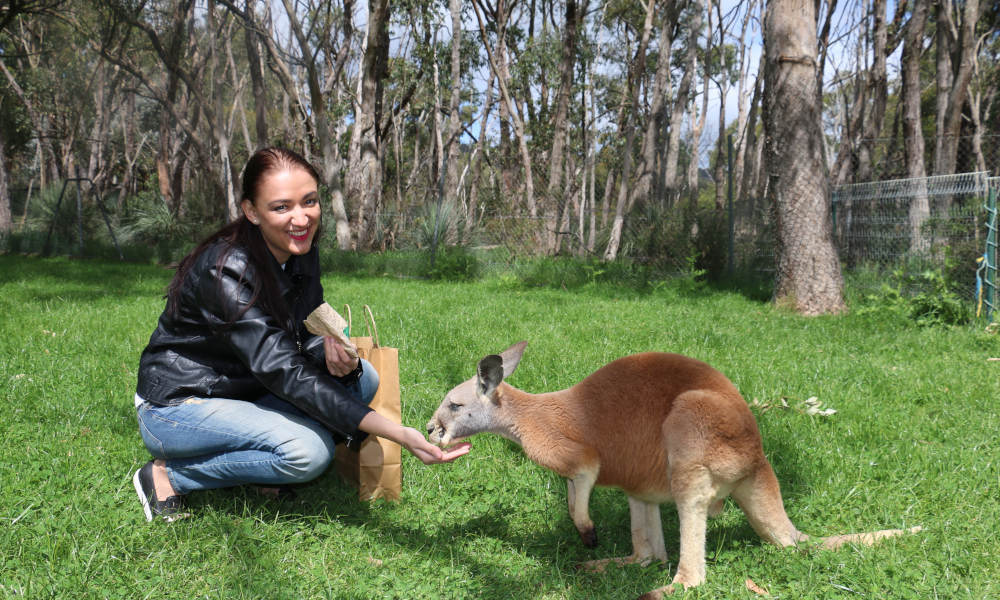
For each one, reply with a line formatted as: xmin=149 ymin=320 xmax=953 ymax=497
xmin=857 ymin=267 xmax=971 ymax=326
xmin=422 ymin=245 xmax=481 ymax=281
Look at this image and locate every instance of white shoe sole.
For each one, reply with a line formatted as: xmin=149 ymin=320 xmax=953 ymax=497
xmin=132 ymin=467 xmax=154 ymax=522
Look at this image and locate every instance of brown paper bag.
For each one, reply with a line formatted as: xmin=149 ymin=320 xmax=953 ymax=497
xmin=334 ymin=305 xmax=402 ymax=501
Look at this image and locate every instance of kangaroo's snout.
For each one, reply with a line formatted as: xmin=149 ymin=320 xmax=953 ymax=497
xmin=426 ymin=415 xmax=446 ymax=446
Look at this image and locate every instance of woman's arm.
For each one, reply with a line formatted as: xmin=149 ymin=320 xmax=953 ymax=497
xmin=358 ymin=411 xmax=470 ymax=464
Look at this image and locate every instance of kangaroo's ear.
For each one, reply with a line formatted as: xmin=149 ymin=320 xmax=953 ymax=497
xmin=499 ymin=341 xmax=527 ymax=379
xmin=477 ymin=354 xmax=504 ymax=399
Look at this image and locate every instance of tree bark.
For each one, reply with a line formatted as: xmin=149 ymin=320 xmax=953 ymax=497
xmin=444 ymin=0 xmax=464 ymax=214
xmin=901 ymin=0 xmax=930 ymax=254
xmin=472 ymin=0 xmax=536 ymax=217
xmin=711 ymin=0 xmax=728 ymax=211
xmin=933 ymin=0 xmax=980 ymax=176
xmin=662 ymin=0 xmax=702 ymax=208
xmin=634 ymin=2 xmax=678 ymax=207
xmin=0 ymin=127 xmax=10 ymax=235
xmin=345 ymin=0 xmax=389 ymax=248
xmin=544 ymin=0 xmax=585 ymax=253
xmin=763 ymin=0 xmax=846 ymax=315
xmin=243 ymin=0 xmax=269 ymax=147
xmin=604 ymin=0 xmax=657 ymax=261
xmin=279 ymin=0 xmax=354 ymax=248
xmin=687 ymin=63 xmax=710 ymax=211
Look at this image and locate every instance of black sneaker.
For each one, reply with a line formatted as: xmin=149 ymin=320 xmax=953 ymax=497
xmin=132 ymin=461 xmax=188 ymax=522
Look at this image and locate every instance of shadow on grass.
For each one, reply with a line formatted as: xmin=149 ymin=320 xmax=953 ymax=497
xmin=0 ymin=255 xmax=170 ymax=303
xmin=183 ymin=456 xmax=826 ymax=599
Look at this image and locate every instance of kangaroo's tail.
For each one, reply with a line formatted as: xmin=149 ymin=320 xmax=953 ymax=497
xmin=815 ymin=526 xmax=923 ymax=550
xmin=731 ymin=461 xmax=922 ymax=549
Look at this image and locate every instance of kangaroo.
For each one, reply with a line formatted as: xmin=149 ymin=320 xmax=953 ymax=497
xmin=426 ymin=342 xmax=921 ymax=598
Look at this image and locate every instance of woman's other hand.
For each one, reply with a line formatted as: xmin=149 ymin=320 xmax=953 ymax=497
xmin=323 ymin=336 xmax=359 ymax=377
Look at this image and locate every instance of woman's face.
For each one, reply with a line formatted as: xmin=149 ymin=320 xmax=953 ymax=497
xmin=241 ymin=167 xmax=321 ymax=264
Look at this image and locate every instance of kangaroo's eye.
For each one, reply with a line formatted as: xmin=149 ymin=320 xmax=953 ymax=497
xmin=448 ymin=401 xmax=461 ymax=411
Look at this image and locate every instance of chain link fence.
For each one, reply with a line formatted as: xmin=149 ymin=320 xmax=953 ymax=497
xmin=732 ymin=172 xmax=998 ymax=319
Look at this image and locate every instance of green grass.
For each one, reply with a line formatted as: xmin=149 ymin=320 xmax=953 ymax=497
xmin=1 ymin=254 xmax=998 ymax=599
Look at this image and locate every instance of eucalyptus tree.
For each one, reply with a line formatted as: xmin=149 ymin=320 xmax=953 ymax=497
xmin=763 ymin=0 xmax=846 ymax=315
xmin=472 ymin=0 xmax=537 ymax=218
xmin=933 ymin=0 xmax=983 ymax=176
xmin=603 ymin=0 xmax=657 ymax=260
xmin=901 ymin=0 xmax=930 ymax=252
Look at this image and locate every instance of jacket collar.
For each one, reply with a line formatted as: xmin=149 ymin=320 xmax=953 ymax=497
xmin=268 ymin=247 xmax=315 ymax=300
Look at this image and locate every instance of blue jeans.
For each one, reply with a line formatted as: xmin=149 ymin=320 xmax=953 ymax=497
xmin=136 ymin=359 xmax=379 ymax=495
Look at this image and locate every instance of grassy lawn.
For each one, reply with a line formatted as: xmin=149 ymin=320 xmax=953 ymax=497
xmin=1 ymin=254 xmax=998 ymax=599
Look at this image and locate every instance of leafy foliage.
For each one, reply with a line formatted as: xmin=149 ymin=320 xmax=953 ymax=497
xmin=858 ymin=267 xmax=972 ymax=326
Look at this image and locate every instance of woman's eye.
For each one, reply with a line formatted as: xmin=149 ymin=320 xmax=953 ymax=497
xmin=304 ymin=197 xmax=318 ymax=206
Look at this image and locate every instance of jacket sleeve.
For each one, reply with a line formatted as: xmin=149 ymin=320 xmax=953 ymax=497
xmin=196 ymin=257 xmax=372 ymax=442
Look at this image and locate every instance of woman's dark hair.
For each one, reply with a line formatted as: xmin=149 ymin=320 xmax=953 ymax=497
xmin=165 ymin=147 xmax=321 ymax=328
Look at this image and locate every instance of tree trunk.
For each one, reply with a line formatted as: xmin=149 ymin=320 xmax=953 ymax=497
xmin=731 ymin=0 xmax=759 ymax=205
xmin=711 ymin=0 xmax=728 ymax=211
xmin=855 ymin=0 xmax=889 ymax=183
xmin=472 ymin=0 xmax=535 ymax=217
xmin=544 ymin=0 xmax=584 ymax=253
xmin=634 ymin=3 xmax=676 ymax=207
xmin=687 ymin=67 xmax=710 ymax=211
xmin=932 ymin=0 xmax=952 ymax=175
xmin=468 ymin=71 xmax=496 ymax=227
xmin=763 ymin=0 xmax=845 ymax=315
xmin=0 ymin=128 xmax=10 ymax=235
xmin=901 ymin=0 xmax=929 ymax=254
xmin=662 ymin=0 xmax=702 ymax=208
xmin=347 ymin=0 xmax=389 ymax=248
xmin=933 ymin=0 xmax=980 ymax=176
xmin=243 ymin=0 xmax=269 ymax=147
xmin=444 ymin=0 xmax=464 ymax=213
xmin=604 ymin=0 xmax=657 ymax=261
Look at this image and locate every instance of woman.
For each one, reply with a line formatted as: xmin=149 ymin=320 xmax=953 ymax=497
xmin=133 ymin=147 xmax=468 ymax=521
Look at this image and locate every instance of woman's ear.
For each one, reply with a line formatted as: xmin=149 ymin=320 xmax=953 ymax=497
xmin=241 ymin=199 xmax=259 ymax=224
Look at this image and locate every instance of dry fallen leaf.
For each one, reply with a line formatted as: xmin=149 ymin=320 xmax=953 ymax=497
xmin=745 ymin=578 xmax=769 ymax=596
xmin=803 ymin=396 xmax=837 ymax=417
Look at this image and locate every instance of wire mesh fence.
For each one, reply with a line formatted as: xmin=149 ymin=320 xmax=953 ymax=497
xmin=732 ymin=172 xmax=998 ymax=319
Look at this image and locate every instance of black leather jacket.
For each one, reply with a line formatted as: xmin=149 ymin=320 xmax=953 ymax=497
xmin=136 ymin=239 xmax=371 ymax=445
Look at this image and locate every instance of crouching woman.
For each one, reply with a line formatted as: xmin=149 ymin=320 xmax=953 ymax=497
xmin=132 ymin=147 xmax=467 ymax=521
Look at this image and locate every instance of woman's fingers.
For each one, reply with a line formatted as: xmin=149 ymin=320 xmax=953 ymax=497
xmin=323 ymin=336 xmax=359 ymax=376
xmin=439 ymin=442 xmax=471 ymax=461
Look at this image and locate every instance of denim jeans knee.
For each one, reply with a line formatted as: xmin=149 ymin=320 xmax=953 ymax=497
xmin=136 ymin=396 xmax=336 ymax=494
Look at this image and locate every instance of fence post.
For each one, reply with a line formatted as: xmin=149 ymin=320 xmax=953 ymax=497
xmin=986 ymin=182 xmax=998 ymax=321
xmin=75 ymin=168 xmax=85 ymax=256
xmin=727 ymin=134 xmax=734 ymax=277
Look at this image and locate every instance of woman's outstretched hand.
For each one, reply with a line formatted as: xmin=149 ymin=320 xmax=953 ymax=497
xmin=399 ymin=426 xmax=471 ymax=464
xmin=359 ymin=412 xmax=470 ymax=465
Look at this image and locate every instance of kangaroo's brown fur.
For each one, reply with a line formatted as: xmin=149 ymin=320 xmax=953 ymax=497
xmin=426 ymin=342 xmax=920 ymax=597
